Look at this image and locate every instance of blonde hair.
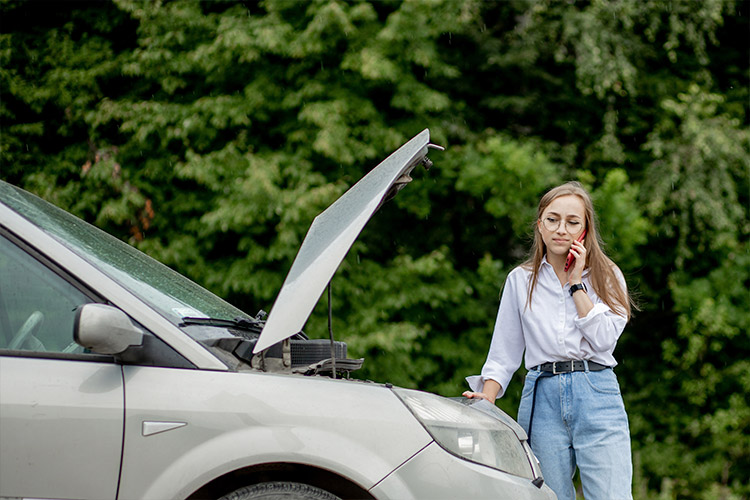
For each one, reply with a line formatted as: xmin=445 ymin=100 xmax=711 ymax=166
xmin=521 ymin=181 xmax=634 ymax=319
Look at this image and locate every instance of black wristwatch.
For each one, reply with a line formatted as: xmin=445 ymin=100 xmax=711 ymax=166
xmin=569 ymin=283 xmax=587 ymax=296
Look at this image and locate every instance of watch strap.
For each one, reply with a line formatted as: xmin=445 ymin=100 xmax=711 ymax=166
xmin=569 ymin=283 xmax=587 ymax=296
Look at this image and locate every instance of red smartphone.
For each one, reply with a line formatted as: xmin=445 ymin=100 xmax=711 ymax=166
xmin=564 ymin=229 xmax=587 ymax=272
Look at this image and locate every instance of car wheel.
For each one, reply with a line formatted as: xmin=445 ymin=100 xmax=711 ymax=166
xmin=219 ymin=482 xmax=342 ymax=500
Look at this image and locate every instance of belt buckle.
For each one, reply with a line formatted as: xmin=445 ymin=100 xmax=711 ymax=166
xmin=552 ymin=362 xmax=562 ymax=375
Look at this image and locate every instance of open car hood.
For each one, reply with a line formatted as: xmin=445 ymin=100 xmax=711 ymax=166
xmin=254 ymin=129 xmax=438 ymax=353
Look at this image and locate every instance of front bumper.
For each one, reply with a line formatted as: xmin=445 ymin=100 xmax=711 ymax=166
xmin=369 ymin=441 xmax=556 ymax=500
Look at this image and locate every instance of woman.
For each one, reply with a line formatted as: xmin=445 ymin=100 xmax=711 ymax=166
xmin=464 ymin=181 xmax=634 ymax=500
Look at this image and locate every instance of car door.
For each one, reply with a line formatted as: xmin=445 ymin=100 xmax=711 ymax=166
xmin=0 ymin=231 xmax=124 ymax=500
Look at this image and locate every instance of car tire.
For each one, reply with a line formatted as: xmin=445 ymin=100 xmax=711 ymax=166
xmin=219 ymin=482 xmax=342 ymax=500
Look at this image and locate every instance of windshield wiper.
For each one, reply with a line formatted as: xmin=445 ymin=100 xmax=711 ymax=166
xmin=179 ymin=316 xmax=263 ymax=333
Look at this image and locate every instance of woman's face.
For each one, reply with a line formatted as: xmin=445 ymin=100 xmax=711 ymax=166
xmin=537 ymin=194 xmax=587 ymax=258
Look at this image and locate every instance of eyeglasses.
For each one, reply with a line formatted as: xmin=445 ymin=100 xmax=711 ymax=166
xmin=540 ymin=216 xmax=585 ymax=235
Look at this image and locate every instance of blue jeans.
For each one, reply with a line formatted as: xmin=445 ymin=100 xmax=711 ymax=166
xmin=517 ymin=367 xmax=633 ymax=500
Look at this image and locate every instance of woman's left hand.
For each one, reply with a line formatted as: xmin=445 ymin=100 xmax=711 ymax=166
xmin=567 ymin=238 xmax=587 ymax=282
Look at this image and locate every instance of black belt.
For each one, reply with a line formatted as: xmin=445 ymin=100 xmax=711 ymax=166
xmin=527 ymin=360 xmax=611 ymax=446
xmin=534 ymin=360 xmax=609 ymax=374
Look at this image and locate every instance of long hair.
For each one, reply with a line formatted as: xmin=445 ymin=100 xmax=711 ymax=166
xmin=521 ymin=181 xmax=634 ymax=319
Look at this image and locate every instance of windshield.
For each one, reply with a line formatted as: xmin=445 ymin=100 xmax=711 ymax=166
xmin=1 ymin=182 xmax=250 ymax=331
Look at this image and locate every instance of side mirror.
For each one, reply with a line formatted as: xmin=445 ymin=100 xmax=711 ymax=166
xmin=74 ymin=303 xmax=143 ymax=355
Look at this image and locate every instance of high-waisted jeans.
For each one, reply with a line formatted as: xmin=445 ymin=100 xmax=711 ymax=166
xmin=517 ymin=367 xmax=633 ymax=500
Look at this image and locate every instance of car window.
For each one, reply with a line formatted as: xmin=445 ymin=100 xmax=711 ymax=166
xmin=0 ymin=234 xmax=91 ymax=354
xmin=0 ymin=181 xmax=248 ymax=329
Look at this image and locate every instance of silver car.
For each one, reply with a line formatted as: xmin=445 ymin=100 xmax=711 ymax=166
xmin=0 ymin=130 xmax=556 ymax=500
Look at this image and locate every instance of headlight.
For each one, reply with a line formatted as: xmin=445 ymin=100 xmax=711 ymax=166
xmin=393 ymin=388 xmax=535 ymax=480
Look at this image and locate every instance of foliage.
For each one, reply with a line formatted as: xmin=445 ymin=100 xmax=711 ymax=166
xmin=2 ymin=0 xmax=748 ymax=497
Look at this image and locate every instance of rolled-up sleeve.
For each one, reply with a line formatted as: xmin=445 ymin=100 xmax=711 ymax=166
xmin=574 ymin=303 xmax=627 ymax=352
xmin=574 ymin=270 xmax=628 ymax=352
xmin=466 ymin=270 xmax=525 ymax=399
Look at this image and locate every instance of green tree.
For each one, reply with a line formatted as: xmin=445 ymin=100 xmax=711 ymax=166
xmin=2 ymin=1 xmax=748 ymax=497
xmin=636 ymin=85 xmax=750 ymax=499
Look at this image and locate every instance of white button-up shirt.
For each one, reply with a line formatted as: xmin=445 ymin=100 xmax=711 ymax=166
xmin=466 ymin=256 xmax=628 ymax=398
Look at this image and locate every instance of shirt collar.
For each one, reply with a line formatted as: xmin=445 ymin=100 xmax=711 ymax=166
xmin=540 ymin=254 xmax=591 ymax=278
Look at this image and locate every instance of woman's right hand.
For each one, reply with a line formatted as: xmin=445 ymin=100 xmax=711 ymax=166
xmin=462 ymin=380 xmax=501 ymax=402
xmin=462 ymin=391 xmax=492 ymax=402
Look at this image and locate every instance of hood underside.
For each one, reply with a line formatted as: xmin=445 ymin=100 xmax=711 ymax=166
xmin=254 ymin=129 xmax=436 ymax=353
